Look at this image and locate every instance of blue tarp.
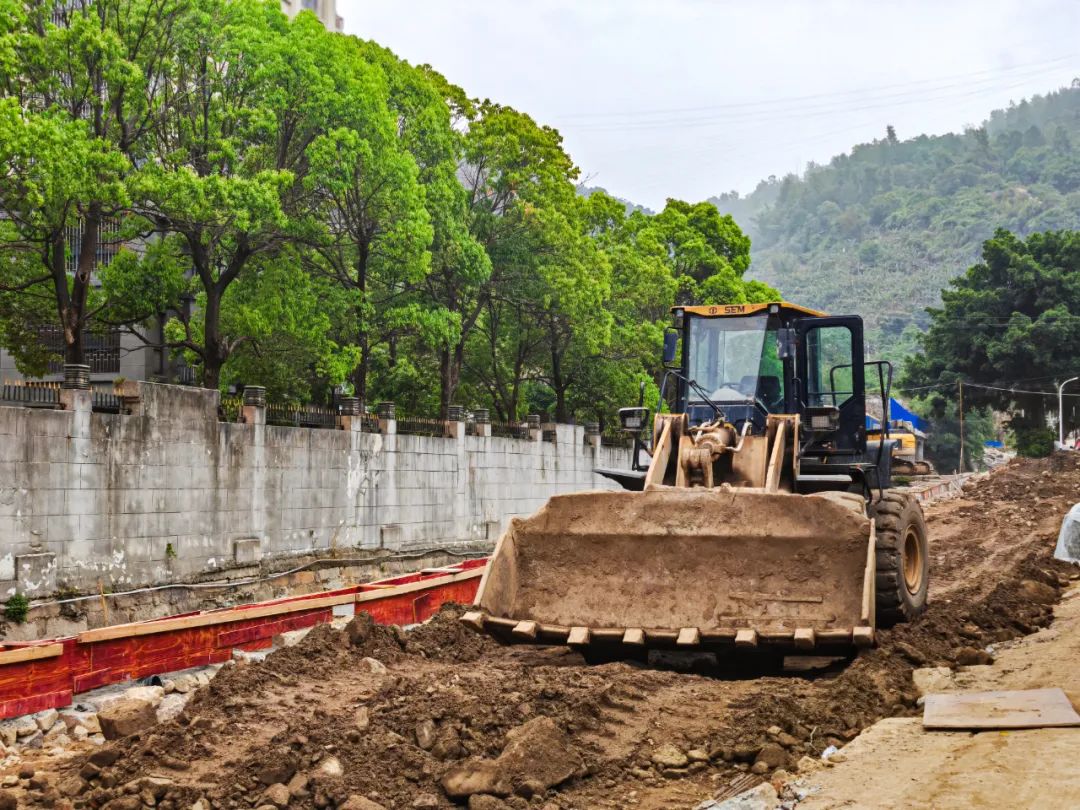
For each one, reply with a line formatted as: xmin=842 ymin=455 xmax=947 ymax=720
xmin=866 ymin=398 xmax=929 ymax=433
xmin=985 ymin=440 xmax=1004 ymax=448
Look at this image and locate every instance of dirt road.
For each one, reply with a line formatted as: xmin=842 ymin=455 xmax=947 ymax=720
xmin=797 ymin=584 xmax=1080 ymax=809
xmin=10 ymin=455 xmax=1080 ymax=810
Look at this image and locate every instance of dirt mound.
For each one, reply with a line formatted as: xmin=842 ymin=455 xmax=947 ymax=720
xmin=30 ymin=455 xmax=1080 ymax=810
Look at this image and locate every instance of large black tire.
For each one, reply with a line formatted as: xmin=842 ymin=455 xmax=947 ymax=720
xmin=873 ymin=491 xmax=929 ymax=625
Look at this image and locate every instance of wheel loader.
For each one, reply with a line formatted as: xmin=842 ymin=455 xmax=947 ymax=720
xmin=462 ymin=302 xmax=929 ymax=658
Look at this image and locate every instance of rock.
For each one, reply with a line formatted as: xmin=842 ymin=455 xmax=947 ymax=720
xmin=18 ymin=765 xmax=35 ymax=779
xmin=345 ymin=612 xmax=375 ymax=647
xmin=287 ymin=772 xmax=309 ymax=797
xmin=22 ymin=729 xmax=44 ymax=749
xmin=355 ymin=706 xmax=370 ymax=731
xmin=431 ymin=727 xmax=465 ymax=761
xmin=359 ymin=657 xmax=387 ymax=674
xmin=829 ymin=752 xmax=848 ymax=763
xmin=468 ymin=797 xmax=509 ymax=810
xmin=686 ymin=748 xmax=709 ymax=763
xmin=263 ymin=783 xmax=291 ymax=808
xmin=35 ymin=708 xmax=60 ymax=731
xmin=441 ymin=717 xmax=581 ymax=799
xmin=706 ymin=782 xmax=779 ymax=810
xmin=766 ymin=725 xmax=783 ymax=737
xmin=257 ymin=759 xmax=296 ymax=786
xmin=98 ymin=698 xmax=158 ymax=740
xmin=911 ymin=666 xmax=954 ymax=696
xmin=1020 ymin=579 xmax=1057 ymax=605
xmin=754 ymin=742 xmax=788 ymax=770
xmin=103 ymin=797 xmax=142 ymax=810
xmin=795 ymin=755 xmax=820 ymax=773
xmin=415 ymin=719 xmax=437 ymax=750
xmin=89 ymin=746 xmax=123 ymax=767
xmin=775 ymin=732 xmax=800 ymax=749
xmin=412 ymin=794 xmax=439 ymax=808
xmin=172 ymin=674 xmax=198 ymax=694
xmin=162 ymin=679 xmax=176 ymax=694
xmin=340 ymin=797 xmax=387 ymax=810
xmin=731 ymin=743 xmax=761 ymax=762
xmin=317 ymin=756 xmax=343 ymax=778
xmin=14 ymin=716 xmax=38 ymax=737
xmin=894 ymin=641 xmax=927 ymax=666
xmin=651 ymin=744 xmax=689 ymax=768
xmin=195 ymin=672 xmax=211 ymax=687
xmin=0 ymin=776 xmax=12 ymax=788
xmin=157 ymin=694 xmax=189 ymax=724
xmin=750 ymin=761 xmax=770 ymax=775
xmin=340 ymin=797 xmax=386 ymax=810
xmin=0 ymin=723 xmax=15 ymax=747
xmin=953 ymin=646 xmax=993 ymax=666
xmin=59 ymin=775 xmax=86 ymax=797
xmin=79 ymin=761 xmax=102 ymax=781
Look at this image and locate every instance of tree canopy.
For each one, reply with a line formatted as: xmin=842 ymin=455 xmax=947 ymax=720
xmin=0 ymin=0 xmax=771 ymax=423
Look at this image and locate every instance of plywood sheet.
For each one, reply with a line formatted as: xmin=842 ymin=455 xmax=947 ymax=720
xmin=923 ymin=688 xmax=1080 ymax=730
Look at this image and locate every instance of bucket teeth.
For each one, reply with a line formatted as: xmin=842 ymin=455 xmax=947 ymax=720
xmin=460 ymin=612 xmax=871 ymax=652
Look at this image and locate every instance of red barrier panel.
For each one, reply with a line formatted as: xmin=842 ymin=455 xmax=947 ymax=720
xmin=0 ymin=558 xmax=487 ymax=719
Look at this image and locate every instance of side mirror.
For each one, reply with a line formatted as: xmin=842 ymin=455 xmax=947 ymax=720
xmin=777 ymin=327 xmax=797 ymax=360
xmin=662 ymin=329 xmax=679 ymax=367
xmin=618 ymin=407 xmax=650 ymax=436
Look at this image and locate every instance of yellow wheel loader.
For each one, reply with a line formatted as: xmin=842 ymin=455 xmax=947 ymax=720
xmin=463 ymin=302 xmax=929 ymax=658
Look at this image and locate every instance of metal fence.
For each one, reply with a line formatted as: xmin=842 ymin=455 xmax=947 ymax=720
xmin=396 ymin=416 xmax=448 ymax=437
xmin=266 ymin=402 xmax=338 ymax=429
xmin=490 ymin=421 xmax=529 ymax=440
xmin=0 ymin=381 xmax=124 ymax=413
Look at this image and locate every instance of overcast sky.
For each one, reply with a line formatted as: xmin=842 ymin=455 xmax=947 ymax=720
xmin=338 ymin=1 xmax=1080 ymax=209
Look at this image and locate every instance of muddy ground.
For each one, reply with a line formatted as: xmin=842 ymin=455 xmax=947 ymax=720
xmin=11 ymin=454 xmax=1080 ymax=810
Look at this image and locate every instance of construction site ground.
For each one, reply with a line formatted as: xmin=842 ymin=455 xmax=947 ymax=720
xmin=8 ymin=454 xmax=1080 ymax=810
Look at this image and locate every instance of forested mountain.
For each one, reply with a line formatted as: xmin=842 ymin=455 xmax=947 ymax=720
xmin=710 ymin=85 xmax=1080 ymax=362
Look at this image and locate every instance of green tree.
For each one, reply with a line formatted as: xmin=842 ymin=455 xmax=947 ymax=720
xmin=0 ymin=0 xmax=185 ymax=367
xmin=904 ymin=228 xmax=1080 ymax=454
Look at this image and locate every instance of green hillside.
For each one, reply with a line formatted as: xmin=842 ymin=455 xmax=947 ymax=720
xmin=710 ymin=84 xmax=1080 ymax=362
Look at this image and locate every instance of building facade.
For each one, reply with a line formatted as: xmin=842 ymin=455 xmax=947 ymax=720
xmin=281 ymin=0 xmax=343 ymax=32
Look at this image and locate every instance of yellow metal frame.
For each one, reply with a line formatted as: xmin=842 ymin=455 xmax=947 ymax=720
xmin=677 ymin=301 xmax=826 ymax=318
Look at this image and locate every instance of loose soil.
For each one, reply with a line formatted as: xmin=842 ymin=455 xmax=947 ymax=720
xmin=13 ymin=455 xmax=1080 ymax=810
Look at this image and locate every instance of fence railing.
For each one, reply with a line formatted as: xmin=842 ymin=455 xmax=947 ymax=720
xmin=396 ymin=416 xmax=448 ymax=437
xmin=490 ymin=421 xmax=529 ymax=440
xmin=0 ymin=383 xmax=60 ymax=408
xmin=0 ymin=381 xmax=125 ymax=413
xmin=266 ymin=402 xmax=338 ymax=429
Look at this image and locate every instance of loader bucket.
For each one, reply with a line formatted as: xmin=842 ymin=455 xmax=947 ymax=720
xmin=464 ymin=488 xmax=877 ymax=654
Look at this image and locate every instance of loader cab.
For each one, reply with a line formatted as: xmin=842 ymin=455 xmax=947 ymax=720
xmin=669 ymin=302 xmax=868 ymax=459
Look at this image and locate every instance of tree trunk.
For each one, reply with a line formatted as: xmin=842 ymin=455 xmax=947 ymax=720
xmin=201 ymin=285 xmax=224 ymax=390
xmin=550 ymin=346 xmax=569 ymax=423
xmin=439 ymin=342 xmax=465 ymax=419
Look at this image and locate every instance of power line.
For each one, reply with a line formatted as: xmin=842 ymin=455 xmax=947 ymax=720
xmin=557 ymin=53 xmax=1078 ymax=121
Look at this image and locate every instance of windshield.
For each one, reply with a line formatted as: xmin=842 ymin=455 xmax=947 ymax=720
xmin=686 ymin=314 xmax=784 ymax=408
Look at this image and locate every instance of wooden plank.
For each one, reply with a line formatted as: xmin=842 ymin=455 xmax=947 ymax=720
xmin=861 ymin=525 xmax=876 ymax=626
xmin=644 ymin=420 xmax=673 ymax=489
xmin=567 ymin=627 xmax=590 ymax=646
xmin=794 ymin=628 xmax=816 ymax=650
xmin=0 ymin=643 xmax=64 ymax=667
xmin=511 ymin=620 xmax=538 ymax=640
xmin=923 ymin=688 xmax=1080 ymax=730
xmin=764 ymin=420 xmax=787 ymax=492
xmin=79 ymin=569 xmax=482 ymax=644
xmin=78 ymin=595 xmax=354 ymax=643
xmin=735 ymin=629 xmax=758 ymax=648
xmin=676 ymin=627 xmax=701 ymax=646
xmin=622 ymin=628 xmax=645 ymax=646
xmin=460 ymin=611 xmax=485 ymax=632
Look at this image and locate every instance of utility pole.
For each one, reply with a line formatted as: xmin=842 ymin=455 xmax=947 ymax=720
xmin=957 ymin=380 xmax=964 ymax=473
xmin=1059 ymin=377 xmax=1079 ymax=447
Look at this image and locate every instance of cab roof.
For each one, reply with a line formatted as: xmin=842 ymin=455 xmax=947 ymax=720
xmin=675 ymin=301 xmax=826 ymax=318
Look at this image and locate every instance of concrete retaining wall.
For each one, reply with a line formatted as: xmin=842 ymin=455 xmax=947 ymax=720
xmin=0 ymin=383 xmax=625 ymax=597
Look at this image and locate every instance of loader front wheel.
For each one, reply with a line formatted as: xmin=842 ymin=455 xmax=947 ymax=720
xmin=873 ymin=492 xmax=929 ymax=625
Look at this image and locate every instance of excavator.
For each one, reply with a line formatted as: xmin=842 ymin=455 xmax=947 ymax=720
xmin=463 ymin=302 xmax=929 ymax=659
